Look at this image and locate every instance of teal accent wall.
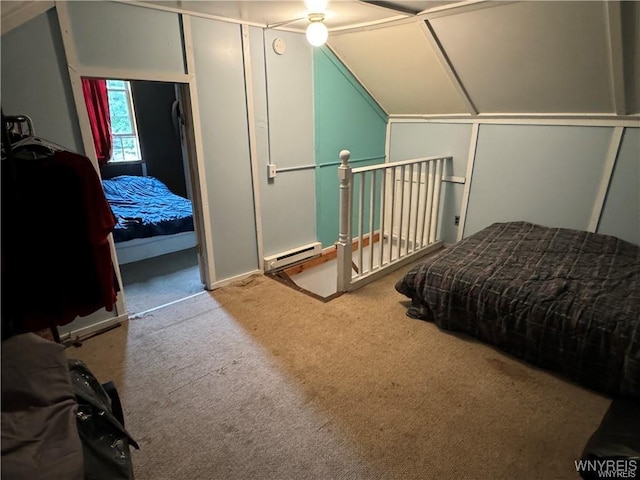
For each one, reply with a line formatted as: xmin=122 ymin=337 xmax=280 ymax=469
xmin=314 ymin=46 xmax=388 ymax=247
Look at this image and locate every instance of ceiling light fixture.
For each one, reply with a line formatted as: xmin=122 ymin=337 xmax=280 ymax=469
xmin=306 ymin=12 xmax=328 ymax=47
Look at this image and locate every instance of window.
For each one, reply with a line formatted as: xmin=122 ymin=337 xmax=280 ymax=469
xmin=106 ymin=80 xmax=142 ymax=162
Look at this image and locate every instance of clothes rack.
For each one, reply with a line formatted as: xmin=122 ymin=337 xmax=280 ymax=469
xmin=1 ymin=111 xmax=119 ymax=343
xmin=1 ymin=111 xmax=61 ymax=343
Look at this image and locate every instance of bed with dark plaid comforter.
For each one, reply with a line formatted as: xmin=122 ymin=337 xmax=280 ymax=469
xmin=395 ymin=221 xmax=640 ymax=399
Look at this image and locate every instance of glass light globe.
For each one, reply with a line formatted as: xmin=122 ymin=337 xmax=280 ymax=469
xmin=306 ymin=21 xmax=328 ymax=47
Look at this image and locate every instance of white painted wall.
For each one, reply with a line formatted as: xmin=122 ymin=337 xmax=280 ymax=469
xmin=598 ymin=127 xmax=640 ymax=245
xmin=1 ymin=9 xmax=82 ymax=152
xmin=464 ymin=125 xmax=612 ymax=236
xmin=65 ymin=1 xmax=185 ymax=74
xmin=190 ymin=17 xmax=259 ymax=279
xmin=251 ymin=29 xmax=318 ymax=258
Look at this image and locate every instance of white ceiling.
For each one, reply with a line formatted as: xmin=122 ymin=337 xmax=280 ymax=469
xmin=0 ymin=0 xmax=465 ymax=38
xmin=1 ymin=1 xmax=27 ymax=17
xmin=0 ymin=0 xmax=466 ymax=35
xmin=363 ymin=1 xmax=457 ymax=14
xmin=329 ymin=21 xmax=469 ymax=114
xmin=430 ymin=1 xmax=616 ymax=114
xmin=1 ymin=0 xmax=54 ymax=33
xmin=142 ymin=0 xmax=462 ymax=30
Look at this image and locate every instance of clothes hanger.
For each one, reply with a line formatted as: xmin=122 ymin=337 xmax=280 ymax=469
xmin=12 ymin=135 xmax=68 ymax=152
xmin=11 ymin=135 xmax=72 ymax=160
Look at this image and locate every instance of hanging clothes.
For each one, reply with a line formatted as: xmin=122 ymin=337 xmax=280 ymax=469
xmin=2 ymin=143 xmax=119 ymax=334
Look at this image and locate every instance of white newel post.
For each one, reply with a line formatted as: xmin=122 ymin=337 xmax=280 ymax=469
xmin=337 ymin=149 xmax=352 ymax=292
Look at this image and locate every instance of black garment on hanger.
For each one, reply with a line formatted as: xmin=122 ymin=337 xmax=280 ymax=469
xmin=1 ymin=133 xmax=119 ymax=335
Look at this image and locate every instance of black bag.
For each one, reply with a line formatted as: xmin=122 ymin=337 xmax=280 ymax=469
xmin=68 ymin=359 xmax=139 ymax=480
xmin=579 ymin=399 xmax=640 ymax=480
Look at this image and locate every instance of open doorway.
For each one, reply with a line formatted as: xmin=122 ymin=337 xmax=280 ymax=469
xmin=82 ymin=77 xmax=204 ymax=316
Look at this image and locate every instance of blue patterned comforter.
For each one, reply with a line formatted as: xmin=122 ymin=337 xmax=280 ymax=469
xmin=102 ymin=175 xmax=194 ymax=242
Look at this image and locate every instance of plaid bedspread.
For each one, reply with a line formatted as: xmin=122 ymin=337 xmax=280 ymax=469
xmin=395 ymin=221 xmax=640 ymax=400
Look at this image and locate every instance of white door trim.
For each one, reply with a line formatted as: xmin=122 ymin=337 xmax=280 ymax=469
xmin=55 ymin=4 xmax=217 ymax=330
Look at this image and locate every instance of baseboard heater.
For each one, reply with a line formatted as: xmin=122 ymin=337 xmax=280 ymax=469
xmin=264 ymin=242 xmax=322 ymax=272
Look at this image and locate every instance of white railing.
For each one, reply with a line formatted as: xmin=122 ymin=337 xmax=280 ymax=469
xmin=336 ymin=150 xmax=450 ymax=292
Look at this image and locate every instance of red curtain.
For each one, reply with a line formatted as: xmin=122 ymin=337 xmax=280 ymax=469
xmin=81 ymin=78 xmax=112 ymax=166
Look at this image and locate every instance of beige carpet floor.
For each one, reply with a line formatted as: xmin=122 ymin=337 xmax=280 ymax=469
xmin=66 ymin=263 xmax=610 ymax=480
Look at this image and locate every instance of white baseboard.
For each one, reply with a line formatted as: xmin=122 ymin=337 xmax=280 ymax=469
xmin=60 ymin=313 xmax=127 ymax=342
xmin=208 ymin=269 xmax=262 ymax=290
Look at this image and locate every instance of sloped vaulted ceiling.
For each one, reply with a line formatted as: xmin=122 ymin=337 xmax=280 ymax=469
xmin=429 ymin=1 xmax=614 ymax=114
xmin=328 ymin=22 xmax=469 ymax=115
xmin=329 ymin=0 xmax=639 ymax=116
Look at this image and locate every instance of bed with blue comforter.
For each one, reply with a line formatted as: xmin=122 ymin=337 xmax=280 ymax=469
xmin=101 ymin=175 xmax=194 ymax=243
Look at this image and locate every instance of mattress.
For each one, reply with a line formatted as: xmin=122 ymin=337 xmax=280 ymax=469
xmin=395 ymin=221 xmax=640 ymax=399
xmin=102 ymin=175 xmax=194 ymax=243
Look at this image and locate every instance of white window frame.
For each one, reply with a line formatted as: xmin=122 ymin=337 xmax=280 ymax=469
xmin=106 ymin=80 xmax=143 ymax=163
